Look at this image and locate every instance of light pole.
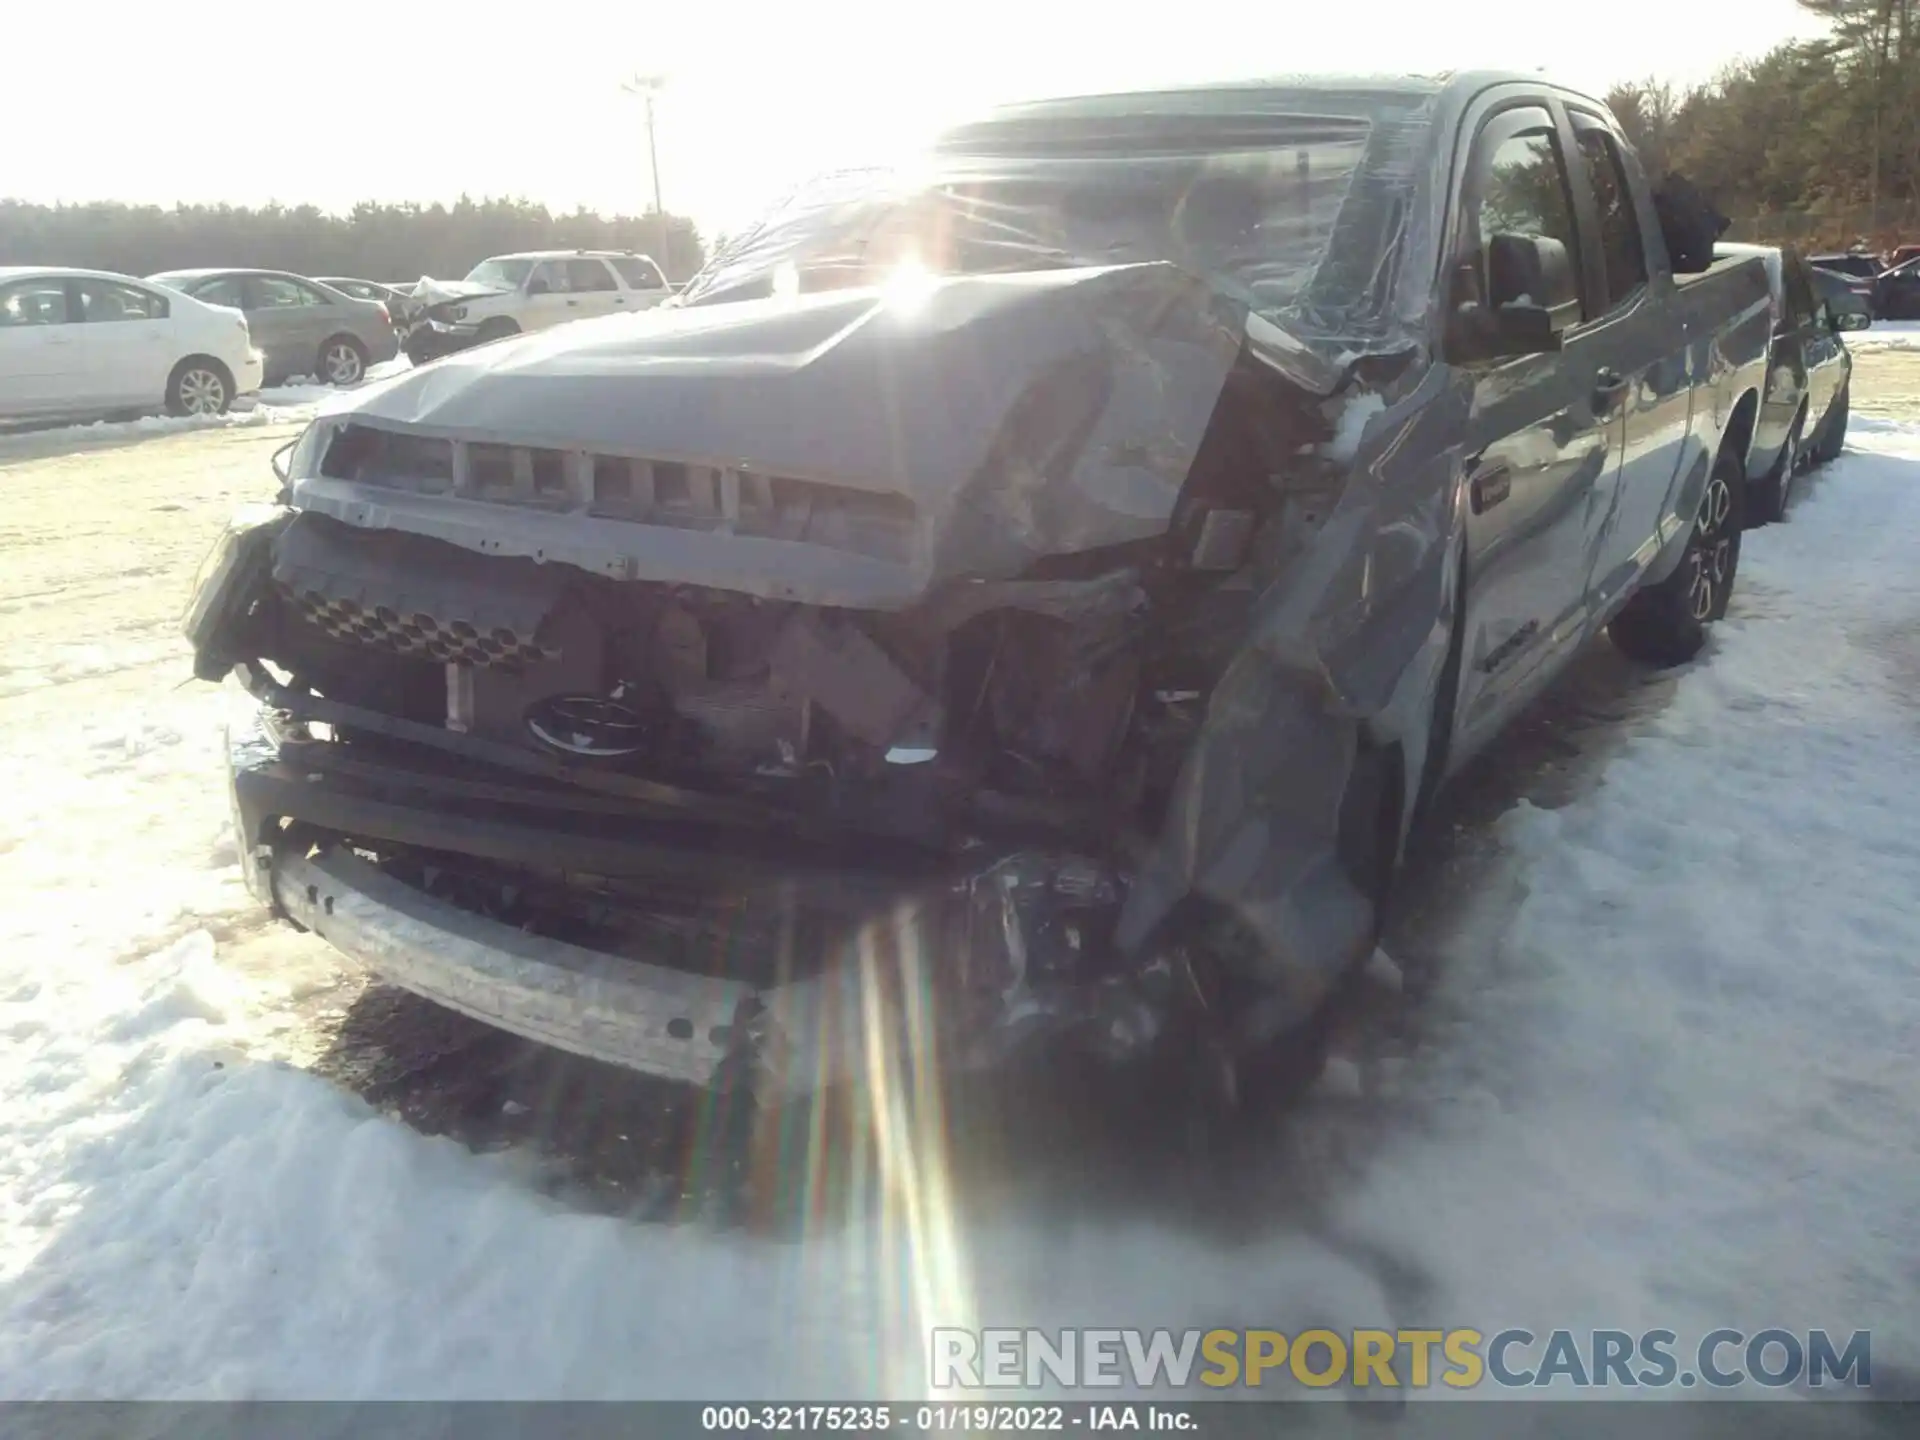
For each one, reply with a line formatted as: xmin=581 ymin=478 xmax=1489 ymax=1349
xmin=620 ymin=71 xmax=670 ymax=275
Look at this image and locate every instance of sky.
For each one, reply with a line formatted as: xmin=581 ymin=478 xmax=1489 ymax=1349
xmin=11 ymin=0 xmax=1829 ymax=242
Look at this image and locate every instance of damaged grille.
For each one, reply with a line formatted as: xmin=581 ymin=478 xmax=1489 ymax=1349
xmin=288 ymin=589 xmax=556 ymax=668
xmin=320 ymin=424 xmax=918 ymax=563
xmin=273 ymin=512 xmax=568 ymax=671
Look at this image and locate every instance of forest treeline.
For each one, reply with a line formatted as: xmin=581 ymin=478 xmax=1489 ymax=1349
xmin=0 ymin=196 xmax=707 ymax=285
xmin=1609 ymin=0 xmax=1920 ymax=247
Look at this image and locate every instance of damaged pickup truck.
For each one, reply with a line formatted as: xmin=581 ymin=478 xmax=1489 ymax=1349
xmin=184 ymin=73 xmax=1770 ymax=1126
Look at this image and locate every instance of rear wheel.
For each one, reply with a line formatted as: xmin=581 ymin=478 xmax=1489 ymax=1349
xmin=1812 ymin=382 xmax=1850 ymax=465
xmin=1610 ymin=446 xmax=1744 ymax=666
xmin=318 ymin=334 xmax=368 ymax=386
xmin=166 ymin=357 xmax=233 ymax=417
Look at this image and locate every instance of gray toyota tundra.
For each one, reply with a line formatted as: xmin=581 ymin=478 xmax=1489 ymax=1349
xmin=184 ymin=72 xmax=1770 ymax=1134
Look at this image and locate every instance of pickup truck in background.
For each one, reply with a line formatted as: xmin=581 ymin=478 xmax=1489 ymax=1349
xmin=185 ymin=73 xmax=1770 ymax=1171
xmin=1716 ymin=241 xmax=1866 ymax=523
xmin=399 ymin=250 xmax=675 ymax=363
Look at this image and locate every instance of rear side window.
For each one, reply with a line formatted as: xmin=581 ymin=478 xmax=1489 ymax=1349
xmin=609 ymin=255 xmax=667 ymax=290
xmin=253 ymin=276 xmax=329 ymax=308
xmin=1571 ymin=118 xmax=1648 ymax=311
xmin=563 ymin=258 xmax=619 ymax=292
xmin=192 ymin=276 xmax=248 ymax=308
xmin=76 ymin=280 xmax=169 ymax=321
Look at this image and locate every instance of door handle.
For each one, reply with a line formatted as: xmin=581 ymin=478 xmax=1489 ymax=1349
xmin=1593 ymin=368 xmax=1629 ymax=409
xmin=565 ymin=299 xmax=578 ymax=307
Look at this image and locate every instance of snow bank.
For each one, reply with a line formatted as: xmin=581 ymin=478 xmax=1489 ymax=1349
xmin=1 ymin=431 xmax=1918 ymax=1403
xmin=0 ymin=403 xmax=316 ymax=453
xmin=256 ymin=357 xmax=410 ymax=408
xmin=1845 ymin=320 xmax=1920 ymax=351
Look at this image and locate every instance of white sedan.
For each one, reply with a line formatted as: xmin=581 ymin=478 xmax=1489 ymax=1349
xmin=0 ymin=266 xmax=265 ymax=423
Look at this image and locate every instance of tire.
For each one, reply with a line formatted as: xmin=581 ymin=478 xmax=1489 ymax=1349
xmin=165 ymin=356 xmax=234 ymax=417
xmin=475 ymin=317 xmax=520 ymax=344
xmin=1609 ymin=445 xmax=1744 ymax=666
xmin=317 ymin=334 xmax=368 ymax=387
xmin=1812 ymin=382 xmax=1850 ymax=466
xmin=1748 ymin=410 xmax=1803 ymax=527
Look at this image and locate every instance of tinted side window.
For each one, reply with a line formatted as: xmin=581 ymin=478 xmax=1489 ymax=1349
xmin=564 ymin=258 xmax=619 ymax=292
xmin=609 ymin=255 xmax=666 ymax=290
xmin=1572 ymin=122 xmax=1648 ymax=310
xmin=1470 ymin=118 xmax=1583 ymax=323
xmin=253 ymin=276 xmax=326 ymax=308
xmin=77 ymin=280 xmax=169 ymax=322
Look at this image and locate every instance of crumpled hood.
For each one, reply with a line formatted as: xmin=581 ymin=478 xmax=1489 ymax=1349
xmin=406 ymin=277 xmax=507 ymax=307
xmin=319 ymin=263 xmax=1252 ymax=585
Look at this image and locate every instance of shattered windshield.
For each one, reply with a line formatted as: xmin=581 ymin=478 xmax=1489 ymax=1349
xmin=463 ymin=258 xmax=534 ymax=290
xmin=679 ymin=92 xmax=1433 ymax=342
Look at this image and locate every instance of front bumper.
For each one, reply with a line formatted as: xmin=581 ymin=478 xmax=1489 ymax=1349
xmin=224 ymin=708 xmax=1172 ymax=1098
xmin=400 ymin=321 xmax=481 ymax=364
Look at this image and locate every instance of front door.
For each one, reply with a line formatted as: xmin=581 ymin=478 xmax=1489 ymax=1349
xmin=0 ymin=276 xmax=84 ymax=417
xmin=520 ymin=261 xmax=575 ymax=331
xmin=1450 ymin=104 xmax=1623 ymax=758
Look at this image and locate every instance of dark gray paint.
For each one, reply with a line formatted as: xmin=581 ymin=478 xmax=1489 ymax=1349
xmin=203 ymin=72 xmax=1774 ymax=1084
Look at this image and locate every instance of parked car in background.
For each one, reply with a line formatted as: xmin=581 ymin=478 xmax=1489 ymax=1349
xmin=1810 ymin=252 xmax=1882 ymax=310
xmin=1869 ymin=254 xmax=1920 ymax=319
xmin=1812 ymin=264 xmax=1873 ymax=324
xmin=0 ymin=265 xmax=262 ymax=422
xmin=399 ymin=250 xmax=672 ymax=363
xmin=316 ymin=277 xmax=420 ymax=320
xmin=146 ymin=270 xmax=397 ymax=386
xmin=185 ymin=74 xmax=1772 ymax=1133
xmin=1883 ymin=243 xmax=1920 ymax=269
xmin=1715 ymin=243 xmax=1860 ymax=523
xmin=1810 ymin=252 xmax=1882 ymax=284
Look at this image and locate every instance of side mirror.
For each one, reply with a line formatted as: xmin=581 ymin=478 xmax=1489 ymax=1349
xmin=1834 ymin=309 xmax=1872 ymax=333
xmin=526 ymin=278 xmax=551 ymax=296
xmin=1448 ymin=233 xmax=1576 ymax=363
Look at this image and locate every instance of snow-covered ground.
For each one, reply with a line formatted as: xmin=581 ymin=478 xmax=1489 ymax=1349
xmin=0 ymin=408 xmax=1916 ymax=1409
xmin=1847 ymin=319 xmax=1920 ymax=351
xmin=0 ymin=359 xmax=408 ymax=457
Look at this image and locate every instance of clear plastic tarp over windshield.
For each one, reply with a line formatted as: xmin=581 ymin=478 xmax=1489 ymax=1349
xmin=679 ymin=84 xmax=1441 ymax=353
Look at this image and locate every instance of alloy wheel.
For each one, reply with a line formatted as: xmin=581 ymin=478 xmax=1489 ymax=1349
xmin=179 ymin=368 xmax=226 ymax=415
xmin=1686 ymin=470 xmax=1735 ymax=621
xmin=323 ymin=342 xmax=364 ymax=386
